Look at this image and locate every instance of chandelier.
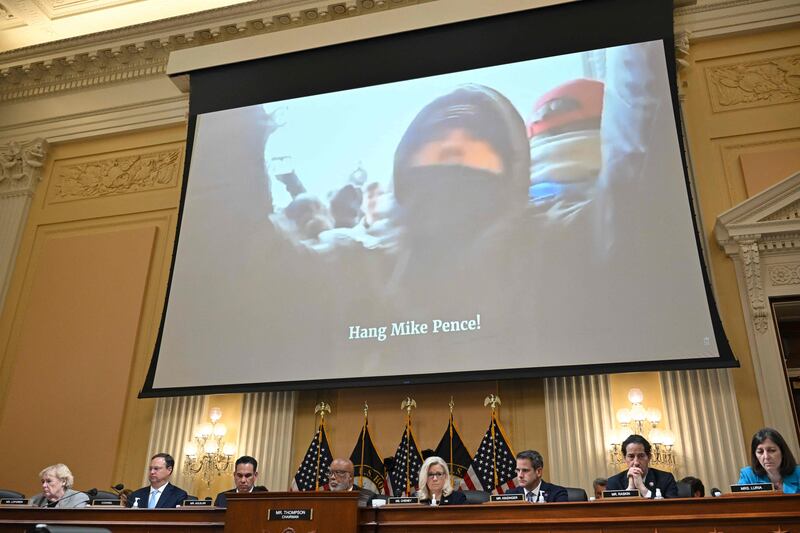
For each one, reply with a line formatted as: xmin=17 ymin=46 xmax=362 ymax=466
xmin=608 ymin=388 xmax=676 ymax=468
xmin=184 ymin=407 xmax=236 ymax=486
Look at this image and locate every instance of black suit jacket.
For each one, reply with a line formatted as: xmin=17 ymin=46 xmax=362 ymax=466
xmin=606 ymin=467 xmax=678 ymax=498
xmin=126 ymin=483 xmax=188 ymax=508
xmin=213 ymin=485 xmax=268 ymax=508
xmin=507 ymin=481 xmax=568 ymax=503
xmin=418 ymin=490 xmax=468 ymax=506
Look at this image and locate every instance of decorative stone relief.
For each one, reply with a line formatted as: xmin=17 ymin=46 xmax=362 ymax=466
xmin=706 ymin=53 xmax=800 ymax=111
xmin=768 ymin=262 xmax=800 ymax=286
xmin=0 ymin=138 xmax=48 ymax=198
xmin=51 ymin=147 xmax=181 ymax=201
xmin=738 ymin=238 xmax=769 ymax=334
xmin=762 ymin=199 xmax=800 ymax=221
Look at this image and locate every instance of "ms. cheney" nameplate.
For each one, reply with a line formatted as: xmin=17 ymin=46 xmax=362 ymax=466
xmin=387 ymin=496 xmax=419 ymax=505
xmin=268 ymin=509 xmax=313 ymax=520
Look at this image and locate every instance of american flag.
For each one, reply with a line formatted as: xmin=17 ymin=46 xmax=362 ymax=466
xmin=290 ymin=423 xmax=333 ymax=491
xmin=387 ymin=424 xmax=423 ymax=496
xmin=462 ymin=413 xmax=517 ymax=494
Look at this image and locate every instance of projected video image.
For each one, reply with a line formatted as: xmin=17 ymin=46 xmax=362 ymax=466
xmin=155 ymin=39 xmax=720 ymax=389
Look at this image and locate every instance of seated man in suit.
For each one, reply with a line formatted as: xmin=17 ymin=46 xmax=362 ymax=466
xmin=507 ymin=450 xmax=568 ymax=502
xmin=126 ymin=453 xmax=188 ymax=508
xmin=214 ymin=455 xmax=268 ymax=507
xmin=607 ymin=434 xmax=678 ymax=498
xmin=328 ymin=457 xmax=375 ymax=507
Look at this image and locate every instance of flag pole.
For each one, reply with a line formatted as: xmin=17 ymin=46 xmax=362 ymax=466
xmin=484 ymin=394 xmax=501 ymax=490
xmin=401 ymin=397 xmax=417 ymax=496
xmin=314 ymin=401 xmax=331 ymax=491
xmin=448 ymin=397 xmax=454 ymax=474
xmin=360 ymin=401 xmax=368 ymax=490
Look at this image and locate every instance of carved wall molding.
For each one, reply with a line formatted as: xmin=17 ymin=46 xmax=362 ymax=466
xmin=674 ymin=0 xmax=800 ymax=40
xmin=767 ymin=262 xmax=800 ymax=286
xmin=738 ymin=238 xmax=769 ymax=333
xmin=762 ymin=199 xmax=800 ymax=221
xmin=0 ymin=0 xmax=433 ymax=103
xmin=50 ymin=146 xmax=182 ymax=201
xmin=0 ymin=137 xmax=48 ymax=198
xmin=706 ymin=52 xmax=800 ymax=111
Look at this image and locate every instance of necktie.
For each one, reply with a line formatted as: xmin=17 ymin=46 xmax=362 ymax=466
xmin=148 ymin=489 xmax=158 ymax=509
xmin=526 ymin=491 xmax=534 ymax=502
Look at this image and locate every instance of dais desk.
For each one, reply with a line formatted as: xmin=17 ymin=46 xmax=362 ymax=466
xmin=359 ymin=493 xmax=800 ymax=533
xmin=0 ymin=507 xmax=224 ymax=532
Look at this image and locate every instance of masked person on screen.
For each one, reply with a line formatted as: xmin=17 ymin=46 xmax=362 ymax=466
xmin=126 ymin=453 xmax=188 ymax=508
xmin=213 ymin=456 xmax=268 ymax=508
xmin=30 ymin=464 xmax=89 ymax=508
xmin=416 ymin=456 xmax=467 ymax=506
xmin=606 ymin=435 xmax=677 ymax=498
xmin=506 ymin=450 xmax=568 ymax=503
xmin=738 ymin=428 xmax=800 ymax=493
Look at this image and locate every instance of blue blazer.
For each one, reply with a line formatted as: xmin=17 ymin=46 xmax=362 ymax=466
xmin=507 ymin=481 xmax=568 ymax=502
xmin=126 ymin=483 xmax=188 ymax=508
xmin=738 ymin=466 xmax=800 ymax=494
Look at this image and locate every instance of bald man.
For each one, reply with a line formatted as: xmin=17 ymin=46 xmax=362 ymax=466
xmin=328 ymin=458 xmax=375 ymax=507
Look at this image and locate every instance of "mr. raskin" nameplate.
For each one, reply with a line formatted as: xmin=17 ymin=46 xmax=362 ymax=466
xmin=268 ymin=509 xmax=313 ymax=520
xmin=387 ymin=496 xmax=419 ymax=505
xmin=490 ymin=493 xmax=524 ymax=502
xmin=0 ymin=498 xmax=28 ymax=505
xmin=730 ymin=483 xmax=774 ymax=493
xmin=603 ymin=490 xmax=639 ymax=498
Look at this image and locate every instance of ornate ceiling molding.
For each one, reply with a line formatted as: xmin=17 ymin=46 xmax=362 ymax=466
xmin=674 ymin=0 xmax=800 ymax=40
xmin=0 ymin=0 xmax=432 ymax=102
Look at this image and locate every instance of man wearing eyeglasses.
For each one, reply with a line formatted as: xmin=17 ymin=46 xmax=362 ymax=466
xmin=328 ymin=458 xmax=375 ymax=506
xmin=606 ymin=435 xmax=678 ymax=498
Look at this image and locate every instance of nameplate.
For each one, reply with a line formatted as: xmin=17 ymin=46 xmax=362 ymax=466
xmin=268 ymin=508 xmax=312 ymax=520
xmin=0 ymin=498 xmax=28 ymax=505
xmin=730 ymin=483 xmax=773 ymax=493
xmin=91 ymin=499 xmax=121 ymax=506
xmin=182 ymin=499 xmax=212 ymax=507
xmin=490 ymin=493 xmax=524 ymax=502
xmin=603 ymin=490 xmax=639 ymax=498
xmin=387 ymin=496 xmax=419 ymax=505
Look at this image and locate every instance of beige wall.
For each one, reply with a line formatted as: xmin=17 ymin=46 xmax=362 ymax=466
xmin=0 ymin=16 xmax=798 ymax=497
xmin=0 ymin=125 xmax=186 ymax=495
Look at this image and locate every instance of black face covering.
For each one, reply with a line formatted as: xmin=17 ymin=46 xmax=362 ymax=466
xmin=396 ymin=164 xmax=516 ymax=245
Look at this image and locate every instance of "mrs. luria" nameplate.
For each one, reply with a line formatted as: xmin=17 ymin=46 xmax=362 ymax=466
xmin=730 ymin=483 xmax=773 ymax=493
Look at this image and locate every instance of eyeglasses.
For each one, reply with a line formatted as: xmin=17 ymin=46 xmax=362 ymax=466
xmin=428 ymin=472 xmax=445 ymax=479
xmin=326 ymin=470 xmax=352 ymax=478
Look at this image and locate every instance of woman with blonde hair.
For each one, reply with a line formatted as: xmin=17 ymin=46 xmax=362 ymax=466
xmin=30 ymin=464 xmax=89 ymax=508
xmin=416 ymin=456 xmax=467 ymax=506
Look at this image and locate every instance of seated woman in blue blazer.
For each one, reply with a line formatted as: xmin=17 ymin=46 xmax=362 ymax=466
xmin=738 ymin=427 xmax=800 ymax=494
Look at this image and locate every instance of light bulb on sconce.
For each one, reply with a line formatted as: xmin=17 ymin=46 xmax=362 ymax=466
xmin=608 ymin=388 xmax=676 ymax=469
xmin=183 ymin=407 xmax=236 ymax=487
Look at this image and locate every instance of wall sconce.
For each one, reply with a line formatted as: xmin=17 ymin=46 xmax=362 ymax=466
xmin=184 ymin=407 xmax=236 ymax=486
xmin=608 ymin=388 xmax=676 ymax=468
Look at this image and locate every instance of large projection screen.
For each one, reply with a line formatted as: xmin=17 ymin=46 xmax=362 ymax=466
xmin=143 ymin=0 xmax=735 ymax=396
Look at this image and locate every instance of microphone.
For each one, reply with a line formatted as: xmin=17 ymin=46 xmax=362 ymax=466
xmin=42 ymin=488 xmax=96 ymax=508
xmin=710 ymin=487 xmax=722 ymax=497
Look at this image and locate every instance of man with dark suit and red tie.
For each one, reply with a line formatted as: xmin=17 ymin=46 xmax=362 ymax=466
xmin=126 ymin=453 xmax=188 ymax=508
xmin=506 ymin=450 xmax=568 ymax=503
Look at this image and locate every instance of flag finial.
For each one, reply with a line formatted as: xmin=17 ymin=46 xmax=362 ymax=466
xmin=315 ymin=401 xmax=331 ymax=423
xmin=363 ymin=401 xmax=369 ymax=420
xmin=484 ymin=394 xmax=501 ymax=412
xmin=401 ymin=397 xmax=417 ymax=420
xmin=449 ymin=396 xmax=455 ymax=414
